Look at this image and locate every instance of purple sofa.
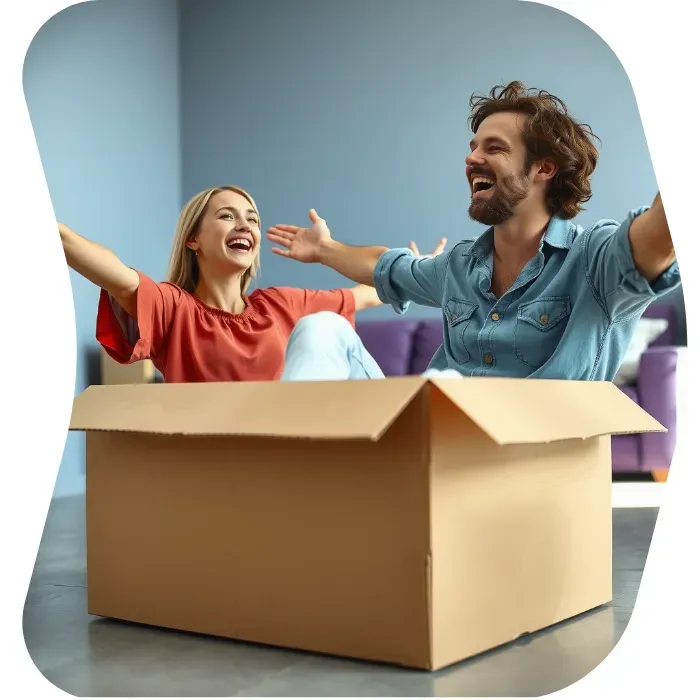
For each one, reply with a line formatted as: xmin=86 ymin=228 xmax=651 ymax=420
xmin=355 ymin=303 xmax=679 ymax=475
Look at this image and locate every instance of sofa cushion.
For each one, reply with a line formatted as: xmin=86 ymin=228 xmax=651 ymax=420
xmin=355 ymin=319 xmax=419 ymax=377
xmin=410 ymin=319 xmax=444 ymax=375
xmin=611 ymin=434 xmax=641 ymax=471
xmin=611 ymin=385 xmax=641 ymax=471
xmin=642 ymin=303 xmax=677 ymax=347
xmin=613 ymin=319 xmax=669 ymax=386
xmin=618 ymin=385 xmax=639 ymax=404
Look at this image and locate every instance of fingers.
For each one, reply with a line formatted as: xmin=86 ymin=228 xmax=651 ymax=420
xmin=308 ymin=208 xmax=322 ymax=224
xmin=267 ymin=232 xmax=293 ymax=248
xmin=267 ymin=225 xmax=298 ymax=237
xmin=432 ymin=237 xmax=447 ymax=256
xmin=270 ymin=247 xmax=291 ymax=258
xmin=409 ymin=238 xmax=447 ymax=258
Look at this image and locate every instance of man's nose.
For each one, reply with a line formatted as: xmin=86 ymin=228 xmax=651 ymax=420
xmin=466 ymin=150 xmax=484 ymax=166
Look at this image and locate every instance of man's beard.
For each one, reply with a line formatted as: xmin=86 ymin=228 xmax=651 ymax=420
xmin=469 ymin=171 xmax=531 ymax=226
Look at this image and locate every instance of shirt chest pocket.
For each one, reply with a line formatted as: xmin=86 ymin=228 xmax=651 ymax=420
xmin=514 ymin=296 xmax=572 ymax=371
xmin=444 ymin=298 xmax=478 ymax=363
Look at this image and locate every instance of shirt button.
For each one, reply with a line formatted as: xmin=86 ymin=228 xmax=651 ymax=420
xmin=491 ymin=312 xmax=500 ymax=321
xmin=484 ymin=353 xmax=494 ymax=365
xmin=540 ymin=314 xmax=549 ymax=325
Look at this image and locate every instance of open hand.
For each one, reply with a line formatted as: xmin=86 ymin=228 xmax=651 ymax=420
xmin=267 ymin=209 xmax=331 ymax=263
xmin=408 ymin=238 xmax=447 ymax=258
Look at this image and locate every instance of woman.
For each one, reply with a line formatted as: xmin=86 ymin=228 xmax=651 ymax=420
xmin=59 ymin=184 xmax=445 ymax=383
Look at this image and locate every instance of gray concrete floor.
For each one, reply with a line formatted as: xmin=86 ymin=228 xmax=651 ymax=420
xmin=23 ymin=496 xmax=657 ymax=697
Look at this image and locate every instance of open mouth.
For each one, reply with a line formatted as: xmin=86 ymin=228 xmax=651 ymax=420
xmin=472 ymin=176 xmax=495 ymax=195
xmin=226 ymin=237 xmax=253 ymax=252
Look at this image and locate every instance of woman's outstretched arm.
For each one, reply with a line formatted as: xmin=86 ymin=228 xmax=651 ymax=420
xmin=59 ymin=222 xmax=140 ymax=317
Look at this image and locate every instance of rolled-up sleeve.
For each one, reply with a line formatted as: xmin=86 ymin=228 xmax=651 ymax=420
xmin=373 ymin=248 xmax=449 ymax=314
xmin=585 ymin=207 xmax=681 ymax=317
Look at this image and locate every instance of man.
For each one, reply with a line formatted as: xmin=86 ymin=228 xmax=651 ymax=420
xmin=268 ymin=82 xmax=680 ymax=382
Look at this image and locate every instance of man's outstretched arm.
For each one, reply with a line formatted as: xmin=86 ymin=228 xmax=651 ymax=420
xmin=627 ymin=192 xmax=676 ymax=282
xmin=268 ymin=209 xmax=449 ymax=309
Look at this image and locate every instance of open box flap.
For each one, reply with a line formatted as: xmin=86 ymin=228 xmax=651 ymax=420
xmin=69 ymin=377 xmax=427 ymax=441
xmin=430 ymin=377 xmax=666 ymax=445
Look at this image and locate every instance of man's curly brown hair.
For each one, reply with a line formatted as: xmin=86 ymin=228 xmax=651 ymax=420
xmin=469 ymin=82 xmax=600 ymax=220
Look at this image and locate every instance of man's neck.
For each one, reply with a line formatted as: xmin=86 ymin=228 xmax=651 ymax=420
xmin=492 ymin=205 xmax=552 ymax=262
xmin=194 ymin=272 xmax=247 ymax=314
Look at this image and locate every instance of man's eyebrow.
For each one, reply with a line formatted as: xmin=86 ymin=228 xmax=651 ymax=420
xmin=469 ymin=136 xmax=509 ymax=150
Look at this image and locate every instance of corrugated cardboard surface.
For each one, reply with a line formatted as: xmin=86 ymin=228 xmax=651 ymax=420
xmin=74 ymin=378 xmax=425 ymax=439
xmin=86 ymin=395 xmax=434 ymax=668
xmin=432 ymin=376 xmax=665 ymax=444
xmin=428 ymin=387 xmax=612 ymax=669
xmin=75 ymin=377 xmax=661 ymax=670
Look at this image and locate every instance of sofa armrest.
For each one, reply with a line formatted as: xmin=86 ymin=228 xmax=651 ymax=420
xmin=636 ymin=346 xmax=678 ymax=470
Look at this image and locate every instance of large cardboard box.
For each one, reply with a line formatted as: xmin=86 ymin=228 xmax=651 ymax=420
xmin=69 ymin=376 xmax=664 ymax=671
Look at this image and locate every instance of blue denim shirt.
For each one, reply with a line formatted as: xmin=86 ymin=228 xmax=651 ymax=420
xmin=373 ymin=207 xmax=681 ymax=380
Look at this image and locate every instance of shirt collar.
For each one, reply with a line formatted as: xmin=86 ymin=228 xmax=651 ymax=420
xmin=465 ymin=216 xmax=573 ymax=261
xmin=542 ymin=216 xmax=573 ymax=250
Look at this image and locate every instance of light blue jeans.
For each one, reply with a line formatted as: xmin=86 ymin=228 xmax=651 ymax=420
xmin=281 ymin=311 xmax=463 ymax=381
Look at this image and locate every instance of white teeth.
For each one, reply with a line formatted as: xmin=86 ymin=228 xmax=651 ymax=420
xmin=227 ymin=238 xmax=251 ymax=250
xmin=472 ymin=176 xmax=494 ymax=188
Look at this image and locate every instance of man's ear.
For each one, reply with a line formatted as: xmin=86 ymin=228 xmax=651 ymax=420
xmin=534 ymin=159 xmax=558 ymax=183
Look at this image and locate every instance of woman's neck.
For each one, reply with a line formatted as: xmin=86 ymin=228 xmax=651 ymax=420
xmin=194 ymin=273 xmax=247 ymax=315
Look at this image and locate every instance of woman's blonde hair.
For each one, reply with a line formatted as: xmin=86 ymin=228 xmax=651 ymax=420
xmin=166 ymin=185 xmax=261 ymax=294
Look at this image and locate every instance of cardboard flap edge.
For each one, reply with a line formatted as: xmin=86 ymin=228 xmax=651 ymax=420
xmin=428 ymin=377 xmax=668 ymax=445
xmin=69 ymin=377 xmax=430 ymax=440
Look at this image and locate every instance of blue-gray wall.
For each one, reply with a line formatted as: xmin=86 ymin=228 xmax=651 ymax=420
xmin=180 ymin=0 xmax=684 ymax=330
xmin=24 ymin=0 xmax=686 ymax=498
xmin=23 ymin=0 xmax=181 ymax=497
